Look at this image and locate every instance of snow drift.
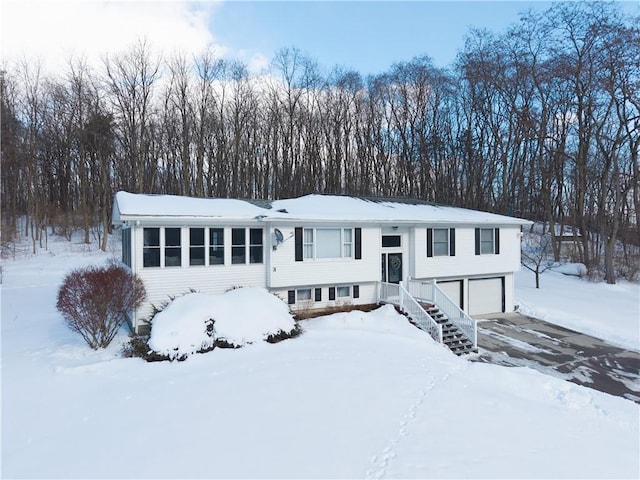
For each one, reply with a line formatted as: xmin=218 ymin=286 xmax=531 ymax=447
xmin=148 ymin=287 xmax=297 ymax=358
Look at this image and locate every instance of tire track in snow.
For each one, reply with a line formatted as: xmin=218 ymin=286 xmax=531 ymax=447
xmin=365 ymin=361 xmax=468 ymax=479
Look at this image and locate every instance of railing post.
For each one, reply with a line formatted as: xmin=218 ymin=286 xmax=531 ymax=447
xmin=399 ymin=281 xmax=404 ymax=310
xmin=432 ymin=278 xmax=437 ymax=304
xmin=473 ymin=320 xmax=478 ymax=349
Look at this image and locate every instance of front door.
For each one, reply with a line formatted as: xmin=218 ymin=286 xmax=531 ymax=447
xmin=381 ymin=253 xmax=403 ymax=284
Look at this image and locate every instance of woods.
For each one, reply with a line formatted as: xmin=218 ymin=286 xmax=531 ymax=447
xmin=1 ymin=2 xmax=638 ymax=282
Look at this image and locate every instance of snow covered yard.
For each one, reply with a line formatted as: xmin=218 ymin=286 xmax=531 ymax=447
xmin=2 ymin=237 xmax=639 ymax=478
xmin=515 ymin=268 xmax=640 ymax=352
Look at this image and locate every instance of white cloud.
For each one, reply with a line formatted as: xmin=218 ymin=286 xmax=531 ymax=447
xmin=2 ymin=0 xmax=225 ymax=74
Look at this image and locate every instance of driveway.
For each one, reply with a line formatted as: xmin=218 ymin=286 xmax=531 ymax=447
xmin=471 ymin=313 xmax=640 ymax=403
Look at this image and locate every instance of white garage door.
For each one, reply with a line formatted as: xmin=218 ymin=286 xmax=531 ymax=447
xmin=438 ymin=280 xmax=463 ymax=309
xmin=468 ymin=277 xmax=504 ymax=315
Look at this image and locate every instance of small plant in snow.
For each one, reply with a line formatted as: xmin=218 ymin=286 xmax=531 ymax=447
xmin=56 ymin=261 xmax=146 ymax=349
xmin=521 ymin=232 xmax=556 ymax=289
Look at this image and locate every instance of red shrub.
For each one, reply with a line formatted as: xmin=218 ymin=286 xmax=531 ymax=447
xmin=56 ymin=262 xmax=146 ymax=349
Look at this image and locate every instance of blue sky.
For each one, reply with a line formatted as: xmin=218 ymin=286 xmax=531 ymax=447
xmin=210 ymin=0 xmax=639 ymax=75
xmin=4 ymin=1 xmax=638 ymax=76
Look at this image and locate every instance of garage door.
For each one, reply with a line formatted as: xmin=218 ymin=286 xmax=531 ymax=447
xmin=438 ymin=280 xmax=463 ymax=309
xmin=468 ymin=277 xmax=504 ymax=315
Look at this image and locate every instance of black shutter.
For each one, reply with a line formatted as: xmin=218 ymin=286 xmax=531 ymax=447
xmin=353 ymin=285 xmax=360 ymax=299
xmin=314 ymin=288 xmax=322 ymax=302
xmin=494 ymin=228 xmax=500 ymax=254
xmin=354 ymin=228 xmax=362 ymax=259
xmin=475 ymin=228 xmax=480 ymax=255
xmin=449 ymin=228 xmax=456 ymax=256
xmin=426 ymin=228 xmax=433 ymax=257
xmin=295 ymin=227 xmax=303 ymax=261
xmin=288 ymin=290 xmax=295 ymax=305
xmin=329 ymin=287 xmax=336 ymax=301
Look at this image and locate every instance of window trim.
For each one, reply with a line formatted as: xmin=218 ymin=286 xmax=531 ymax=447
xmin=296 ymin=227 xmax=362 ymax=261
xmin=143 ymin=227 xmax=161 ymax=268
xmin=297 ymin=288 xmax=312 ymax=301
xmin=336 ymin=285 xmax=351 ymax=298
xmin=382 ymin=235 xmax=401 ymax=248
xmin=475 ymin=228 xmax=500 ymax=255
xmin=249 ymin=228 xmax=264 ymax=264
xmin=164 ymin=227 xmax=182 ymax=267
xmin=189 ymin=228 xmax=206 ymax=266
xmin=427 ymin=228 xmax=455 ymax=257
xmin=231 ymin=228 xmax=246 ymax=264
xmin=209 ymin=227 xmax=225 ymax=266
xmin=301 ymin=227 xmax=354 ymax=260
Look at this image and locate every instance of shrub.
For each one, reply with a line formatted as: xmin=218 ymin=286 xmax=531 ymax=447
xmin=56 ymin=261 xmax=146 ymax=349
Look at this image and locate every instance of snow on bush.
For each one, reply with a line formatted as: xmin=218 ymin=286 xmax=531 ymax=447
xmin=148 ymin=287 xmax=297 ymax=359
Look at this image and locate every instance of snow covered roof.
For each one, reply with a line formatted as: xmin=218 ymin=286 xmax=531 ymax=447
xmin=112 ymin=191 xmax=530 ymax=226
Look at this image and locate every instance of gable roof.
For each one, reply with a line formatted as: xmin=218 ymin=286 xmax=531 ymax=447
xmin=112 ymin=191 xmax=530 ymax=226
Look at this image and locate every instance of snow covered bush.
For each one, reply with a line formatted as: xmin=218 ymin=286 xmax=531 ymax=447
xmin=56 ymin=261 xmax=146 ymax=349
xmin=147 ymin=287 xmax=300 ymax=360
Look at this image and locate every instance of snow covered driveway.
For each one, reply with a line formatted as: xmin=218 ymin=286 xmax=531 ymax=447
xmin=475 ymin=313 xmax=640 ymax=403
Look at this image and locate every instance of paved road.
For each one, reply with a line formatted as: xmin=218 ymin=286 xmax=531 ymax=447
xmin=471 ymin=313 xmax=640 ymax=403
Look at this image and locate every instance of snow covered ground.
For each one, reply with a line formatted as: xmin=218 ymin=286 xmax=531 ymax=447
xmin=2 ymin=235 xmax=639 ymax=478
xmin=515 ymin=268 xmax=640 ymax=352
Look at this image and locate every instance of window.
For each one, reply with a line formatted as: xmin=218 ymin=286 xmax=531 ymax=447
xmin=190 ymin=228 xmax=205 ymax=266
xmin=427 ymin=228 xmax=455 ymax=257
xmin=303 ymin=228 xmax=314 ymax=259
xmin=433 ymin=229 xmax=449 ymax=256
xmin=475 ymin=228 xmax=500 ymax=255
xmin=343 ymin=229 xmax=352 ymax=257
xmin=317 ymin=229 xmax=341 ymax=258
xmin=249 ymin=228 xmax=263 ymax=264
xmin=315 ymin=288 xmax=322 ymax=301
xmin=231 ymin=228 xmax=246 ymax=264
xmin=302 ymin=228 xmax=353 ymax=259
xmin=209 ymin=228 xmax=224 ymax=265
xmin=297 ymin=288 xmax=312 ymax=301
xmin=296 ymin=227 xmax=361 ymax=261
xmin=382 ymin=235 xmax=401 ymax=248
xmin=481 ymin=228 xmax=494 ymax=254
xmin=143 ymin=228 xmax=160 ymax=267
xmin=337 ymin=286 xmax=350 ymax=298
xmin=122 ymin=228 xmax=131 ymax=267
xmin=164 ymin=228 xmax=182 ymax=266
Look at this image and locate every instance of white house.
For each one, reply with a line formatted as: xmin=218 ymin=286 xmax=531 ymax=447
xmin=112 ymin=192 xmax=530 ymax=352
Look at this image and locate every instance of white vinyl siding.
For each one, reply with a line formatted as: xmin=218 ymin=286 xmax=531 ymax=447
xmin=414 ymin=226 xmax=521 ymax=279
xmin=132 ymin=225 xmax=266 ymax=325
xmin=269 ymin=226 xmax=379 ymax=289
